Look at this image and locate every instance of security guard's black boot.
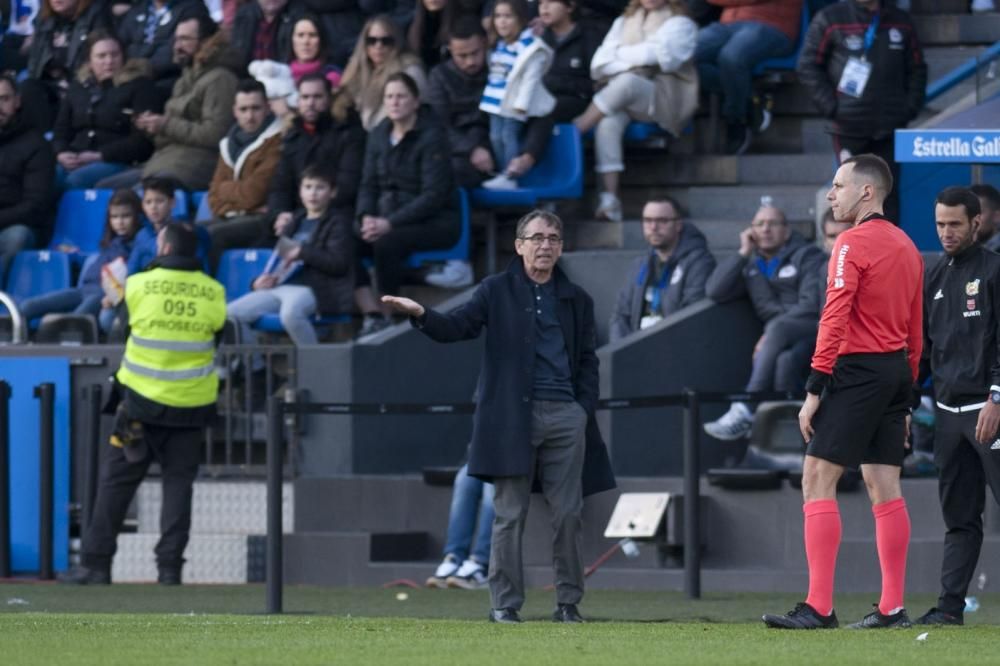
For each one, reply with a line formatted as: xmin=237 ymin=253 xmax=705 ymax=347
xmin=58 ymin=565 xmax=111 ymax=585
xmin=157 ymin=567 xmax=182 ymax=586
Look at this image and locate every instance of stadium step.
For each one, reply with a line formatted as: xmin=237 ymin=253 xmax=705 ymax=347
xmin=913 ymin=12 xmax=1000 ymax=46
xmin=111 ymin=533 xmax=265 ymax=584
xmin=135 ymin=480 xmax=293 ymax=534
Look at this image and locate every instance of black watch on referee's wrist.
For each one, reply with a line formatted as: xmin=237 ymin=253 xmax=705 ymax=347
xmin=990 ymin=390 xmax=1000 ymax=405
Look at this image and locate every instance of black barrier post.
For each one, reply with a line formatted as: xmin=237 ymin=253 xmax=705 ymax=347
xmin=266 ymin=396 xmax=283 ymax=614
xmin=82 ymin=384 xmax=102 ymax=536
xmin=35 ymin=382 xmax=55 ymax=580
xmin=0 ymin=380 xmax=10 ymax=578
xmin=683 ymin=388 xmax=701 ymax=599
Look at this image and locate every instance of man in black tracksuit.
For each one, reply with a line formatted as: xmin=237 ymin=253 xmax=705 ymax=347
xmin=916 ymin=187 xmax=1000 ymax=626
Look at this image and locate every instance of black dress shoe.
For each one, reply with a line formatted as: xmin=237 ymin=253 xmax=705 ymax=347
xmin=553 ymin=603 xmax=584 ymax=623
xmin=915 ymin=607 xmax=963 ymax=626
xmin=488 ymin=608 xmax=522 ymax=624
xmin=158 ymin=568 xmax=182 ymax=586
xmin=762 ymin=602 xmax=838 ymax=629
xmin=57 ymin=566 xmax=111 ymax=585
xmin=847 ymin=605 xmax=912 ymax=629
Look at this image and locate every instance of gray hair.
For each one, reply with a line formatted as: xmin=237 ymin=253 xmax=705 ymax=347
xmin=514 ymin=209 xmax=563 ymax=238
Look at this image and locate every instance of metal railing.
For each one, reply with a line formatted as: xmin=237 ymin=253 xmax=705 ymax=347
xmin=926 ymin=39 xmax=1000 ymax=104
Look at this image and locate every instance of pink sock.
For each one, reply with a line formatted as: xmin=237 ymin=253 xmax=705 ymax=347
xmin=803 ymin=499 xmax=841 ymax=616
xmin=873 ymin=497 xmax=910 ymax=615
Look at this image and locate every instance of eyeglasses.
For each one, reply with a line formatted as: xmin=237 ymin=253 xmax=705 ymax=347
xmin=519 ymin=234 xmax=563 ymax=246
xmin=366 ymin=35 xmax=395 ymax=47
xmin=642 ymin=216 xmax=682 ymax=224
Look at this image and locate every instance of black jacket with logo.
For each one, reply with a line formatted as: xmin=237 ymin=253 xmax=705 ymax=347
xmin=920 ymin=244 xmax=1000 ymax=408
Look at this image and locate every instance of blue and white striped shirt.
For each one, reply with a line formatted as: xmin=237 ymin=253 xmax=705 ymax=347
xmin=479 ymin=29 xmax=535 ymax=116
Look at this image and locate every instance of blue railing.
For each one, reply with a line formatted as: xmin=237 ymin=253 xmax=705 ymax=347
xmin=926 ymin=39 xmax=1000 ymax=103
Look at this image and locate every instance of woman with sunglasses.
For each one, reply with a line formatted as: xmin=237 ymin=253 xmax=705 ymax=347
xmin=334 ymin=14 xmax=427 ymax=131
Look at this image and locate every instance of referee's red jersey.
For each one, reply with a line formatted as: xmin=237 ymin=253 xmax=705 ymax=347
xmin=812 ymin=215 xmax=924 ymax=380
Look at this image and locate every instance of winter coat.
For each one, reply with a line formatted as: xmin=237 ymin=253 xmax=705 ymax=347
xmin=706 ymin=231 xmax=826 ymax=326
xmin=356 ymin=106 xmax=458 ymax=235
xmin=52 ymin=60 xmax=159 ymax=165
xmin=416 ymin=259 xmax=616 ymax=497
xmin=142 ymin=32 xmax=243 ymax=191
xmin=266 ymin=111 xmax=366 ymax=214
xmin=796 ymin=0 xmax=926 ymax=140
xmin=230 ymin=0 xmax=302 ymax=67
xmin=484 ymin=34 xmax=555 ymax=120
xmin=299 ymin=0 xmax=362 ymax=67
xmin=541 ymin=23 xmax=600 ymax=104
xmin=290 ymin=206 xmax=355 ymax=315
xmin=207 ymin=116 xmax=284 ymax=217
xmin=118 ymin=0 xmax=210 ymax=81
xmin=425 ymin=58 xmax=489 ymax=159
xmin=590 ymin=8 xmax=698 ymax=136
xmin=79 ymin=234 xmax=135 ymax=293
xmin=0 ymin=114 xmax=55 ymax=235
xmin=27 ymin=0 xmax=111 ymax=80
xmin=609 ymin=223 xmax=717 ymax=342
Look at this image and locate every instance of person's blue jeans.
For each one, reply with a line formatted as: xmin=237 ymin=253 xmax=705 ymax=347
xmin=489 ymin=115 xmax=524 ymax=174
xmin=0 ymin=224 xmax=36 ymax=285
xmin=443 ymin=463 xmax=495 ymax=565
xmin=56 ymin=162 xmax=129 ymax=191
xmin=695 ymin=21 xmax=793 ymax=124
xmin=18 ymin=287 xmax=102 ymax=321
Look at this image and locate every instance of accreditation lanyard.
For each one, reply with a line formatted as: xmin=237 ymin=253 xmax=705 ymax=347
xmin=837 ymin=13 xmax=879 ymax=98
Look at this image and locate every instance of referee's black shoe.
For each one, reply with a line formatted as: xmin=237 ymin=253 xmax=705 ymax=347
xmin=915 ymin=607 xmax=963 ymax=626
xmin=762 ymin=602 xmax=839 ymax=629
xmin=847 ymin=605 xmax=912 ymax=629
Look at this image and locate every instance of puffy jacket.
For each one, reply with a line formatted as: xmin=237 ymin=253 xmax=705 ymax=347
xmin=609 ymin=223 xmax=717 ymax=342
xmin=208 ymin=116 xmax=284 ymax=217
xmin=796 ymin=0 xmax=926 ymax=140
xmin=52 ymin=60 xmax=159 ymax=164
xmin=27 ymin=0 xmax=111 ymax=80
xmin=230 ymin=0 xmax=302 ymax=67
xmin=356 ymin=106 xmax=458 ymax=234
xmin=425 ymin=58 xmax=489 ymax=159
xmin=541 ymin=23 xmax=601 ymax=103
xmin=267 ymin=111 xmax=366 ymax=215
xmin=0 ymin=114 xmax=55 ymax=234
xmin=289 ymin=206 xmax=355 ymax=315
xmin=706 ymin=231 xmax=825 ymax=325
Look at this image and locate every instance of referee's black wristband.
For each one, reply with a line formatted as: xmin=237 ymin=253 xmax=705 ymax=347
xmin=805 ymin=370 xmax=831 ymax=396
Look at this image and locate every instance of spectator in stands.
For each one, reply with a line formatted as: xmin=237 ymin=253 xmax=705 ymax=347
xmin=228 ymin=165 xmax=354 ymax=344
xmin=230 ymin=0 xmax=301 ymax=67
xmin=248 ymin=58 xmax=299 ymax=119
xmin=694 ymin=0 xmax=802 ymax=155
xmin=426 ymin=461 xmax=494 ymax=590
xmin=609 ymin=196 xmax=716 ymax=341
xmin=22 ymin=0 xmax=111 ymax=130
xmin=100 ymin=15 xmax=242 ymax=191
xmin=287 ymin=14 xmax=342 ymax=88
xmin=354 ymin=72 xmax=459 ymax=337
xmin=127 ymin=176 xmax=209 ymax=273
xmin=202 ymin=78 xmax=284 ymax=271
xmin=797 ymin=0 xmax=926 ymax=223
xmin=702 ymin=203 xmax=825 ymax=440
xmin=118 ymin=0 xmax=209 ymax=91
xmin=1 ymin=0 xmax=40 ymax=74
xmin=503 ymin=0 xmax=601 ymax=186
xmin=333 ymin=13 xmax=427 ymax=131
xmin=478 ymin=0 xmax=553 ymax=191
xmin=18 ymin=188 xmax=142 ymax=332
xmin=361 ymin=0 xmax=416 ymax=34
xmin=52 ymin=31 xmax=158 ymax=190
xmin=408 ymin=0 xmax=482 ymax=70
xmin=820 ymin=206 xmax=851 ymax=253
xmin=299 ymin=0 xmax=363 ymax=68
xmin=971 ymin=183 xmax=1000 ymax=252
xmin=267 ymin=73 xmax=365 ymax=235
xmin=573 ymin=0 xmax=698 ymax=222
xmin=0 ymin=74 xmax=55 ymax=283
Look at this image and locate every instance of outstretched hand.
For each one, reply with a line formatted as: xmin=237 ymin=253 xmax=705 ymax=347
xmin=381 ymin=295 xmax=425 ymax=318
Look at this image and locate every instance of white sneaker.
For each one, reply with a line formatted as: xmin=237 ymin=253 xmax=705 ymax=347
xmin=425 ymin=554 xmax=460 ymax=588
xmin=425 ymin=260 xmax=474 ymax=288
xmin=595 ymin=192 xmax=622 ymax=222
xmin=703 ymin=402 xmax=753 ymax=441
xmin=481 ymin=174 xmax=518 ymax=190
xmin=446 ymin=559 xmax=488 ymax=590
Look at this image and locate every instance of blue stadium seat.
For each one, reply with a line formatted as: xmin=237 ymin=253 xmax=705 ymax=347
xmin=50 ymin=188 xmax=113 ymax=254
xmin=624 ymin=122 xmax=668 ymax=142
xmin=470 ymin=124 xmax=583 ymax=208
xmin=753 ymin=8 xmax=810 ymax=75
xmin=216 ymin=248 xmax=272 ymax=302
xmin=407 ymin=188 xmax=471 ymax=267
xmin=1 ymin=251 xmax=73 ymax=328
xmin=191 ymin=190 xmax=208 ymax=218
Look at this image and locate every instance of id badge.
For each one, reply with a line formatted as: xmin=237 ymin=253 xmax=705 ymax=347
xmin=837 ymin=57 xmax=872 ymax=98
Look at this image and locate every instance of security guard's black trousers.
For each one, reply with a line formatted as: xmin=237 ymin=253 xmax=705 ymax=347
xmin=82 ymin=425 xmax=202 ymax=573
xmin=933 ymin=409 xmax=1000 ymax=614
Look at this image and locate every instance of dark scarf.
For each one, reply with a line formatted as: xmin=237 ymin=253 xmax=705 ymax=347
xmin=226 ymin=113 xmax=275 ymax=164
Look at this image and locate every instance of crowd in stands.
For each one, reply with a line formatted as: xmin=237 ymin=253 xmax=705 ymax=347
xmin=0 ymin=0 xmax=990 ymax=348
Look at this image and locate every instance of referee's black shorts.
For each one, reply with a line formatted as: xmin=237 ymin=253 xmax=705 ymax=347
xmin=806 ymin=351 xmax=912 ymax=469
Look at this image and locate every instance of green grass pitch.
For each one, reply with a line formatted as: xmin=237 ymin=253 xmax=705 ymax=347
xmin=2 ymin=585 xmax=999 ymax=665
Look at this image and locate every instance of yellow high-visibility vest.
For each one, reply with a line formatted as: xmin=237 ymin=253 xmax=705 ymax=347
xmin=116 ymin=266 xmax=227 ymax=408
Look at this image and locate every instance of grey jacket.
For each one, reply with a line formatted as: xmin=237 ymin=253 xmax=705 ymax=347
xmin=609 ymin=223 xmax=716 ymax=342
xmin=706 ymin=231 xmax=825 ymax=326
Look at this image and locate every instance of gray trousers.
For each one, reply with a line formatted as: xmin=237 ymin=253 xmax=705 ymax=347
xmin=489 ymin=400 xmax=588 ymax=610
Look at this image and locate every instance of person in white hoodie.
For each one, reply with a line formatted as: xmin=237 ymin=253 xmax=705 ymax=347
xmin=574 ymin=0 xmax=698 ymax=222
xmin=479 ymin=0 xmax=554 ymax=190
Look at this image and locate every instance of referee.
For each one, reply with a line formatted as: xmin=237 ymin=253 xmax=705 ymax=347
xmin=915 ymin=187 xmax=1000 ymax=626
xmin=763 ymin=154 xmax=923 ymax=630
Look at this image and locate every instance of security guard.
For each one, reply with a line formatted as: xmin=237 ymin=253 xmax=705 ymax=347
xmin=60 ymin=224 xmax=226 ymax=585
xmin=916 ymin=187 xmax=1000 ymax=625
